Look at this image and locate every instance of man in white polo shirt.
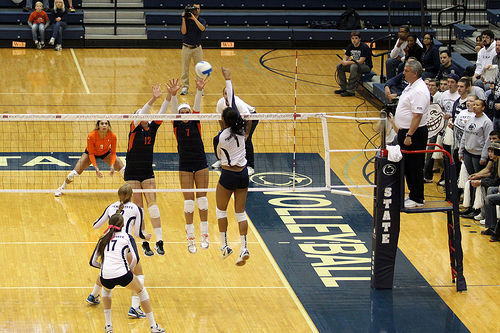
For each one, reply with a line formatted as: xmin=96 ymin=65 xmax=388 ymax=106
xmin=394 ymin=60 xmax=431 ymax=208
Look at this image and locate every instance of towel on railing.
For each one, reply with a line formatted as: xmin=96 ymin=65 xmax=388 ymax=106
xmin=458 ymin=163 xmax=469 ymax=189
xmin=387 ymin=144 xmax=402 ymax=162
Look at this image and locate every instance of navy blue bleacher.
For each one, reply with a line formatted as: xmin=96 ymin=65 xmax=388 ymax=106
xmin=148 ymin=26 xmax=293 ymax=41
xmin=1 ymin=24 xmax=84 ymax=40
xmin=0 ymin=0 xmax=82 ymax=8
xmin=451 ymin=52 xmax=474 ymax=75
xmin=487 ymin=9 xmax=500 ymax=25
xmin=0 ymin=10 xmax=83 ymax=24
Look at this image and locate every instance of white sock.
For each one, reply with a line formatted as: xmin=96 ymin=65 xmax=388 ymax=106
xmin=220 ymin=232 xmax=227 ymax=247
xmin=200 ymin=221 xmax=209 ymax=235
xmin=60 ymin=181 xmax=67 ymax=190
xmin=240 ymin=235 xmax=247 ymax=251
xmin=104 ymin=309 xmax=112 ymax=326
xmin=132 ymin=295 xmax=140 ymax=309
xmin=154 ymin=228 xmax=162 ymax=242
xmin=146 ymin=311 xmax=156 ymax=328
xmin=91 ymin=284 xmax=102 ymax=297
xmin=185 ymin=224 xmax=195 ymax=238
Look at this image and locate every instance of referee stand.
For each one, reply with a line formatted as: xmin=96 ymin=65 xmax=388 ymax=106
xmin=371 ymin=111 xmax=467 ymax=292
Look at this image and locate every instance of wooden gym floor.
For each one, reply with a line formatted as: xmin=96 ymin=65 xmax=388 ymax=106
xmin=0 ymin=47 xmax=498 ymax=332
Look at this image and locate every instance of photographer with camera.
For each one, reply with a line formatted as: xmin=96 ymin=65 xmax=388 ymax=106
xmin=181 ymin=3 xmax=206 ymax=95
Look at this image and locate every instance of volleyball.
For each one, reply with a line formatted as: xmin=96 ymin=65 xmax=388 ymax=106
xmin=195 ymin=61 xmax=212 ymax=79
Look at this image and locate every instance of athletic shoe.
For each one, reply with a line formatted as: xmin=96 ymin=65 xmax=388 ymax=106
xmin=200 ymin=233 xmax=209 ymax=250
xmin=187 ymin=237 xmax=197 ymax=254
xmin=404 ymin=198 xmax=424 ymax=208
xmin=235 ymin=249 xmax=250 ymax=266
xmin=481 ymin=228 xmax=494 ymax=235
xmin=23 ymin=7 xmax=32 ymax=12
xmin=480 ymin=219 xmax=486 ymax=225
xmin=212 ymin=160 xmax=222 ymax=168
xmin=142 ymin=242 xmax=154 ymax=257
xmin=220 ymin=245 xmax=233 ymax=259
xmin=462 ymin=211 xmax=476 ymax=219
xmin=474 ymin=213 xmax=484 ymax=221
xmin=459 ymin=208 xmax=472 ymax=215
xmin=155 ymin=240 xmax=165 ymax=255
xmin=35 ymin=41 xmax=42 ymax=50
xmin=490 ymin=234 xmax=500 ymax=242
xmin=55 ymin=44 xmax=62 ymax=51
xmin=86 ymin=294 xmax=100 ymax=305
xmin=340 ymin=91 xmax=355 ymax=97
xmin=423 ymin=178 xmax=433 ymax=183
xmin=247 ymin=166 xmax=255 ymax=176
xmin=151 ymin=324 xmax=166 ymax=333
xmin=69 ymin=5 xmax=75 ymax=12
xmin=40 ymin=41 xmax=45 ymax=49
xmin=105 ymin=325 xmax=113 ymax=333
xmin=44 ymin=7 xmax=51 ymax=12
xmin=128 ymin=306 xmax=146 ymax=319
xmin=54 ymin=186 xmax=64 ymax=197
xmin=180 ymin=87 xmax=188 ymax=95
xmin=49 ymin=37 xmax=55 ymax=45
xmin=438 ymin=179 xmax=445 ymax=186
xmin=334 ymin=89 xmax=345 ymax=94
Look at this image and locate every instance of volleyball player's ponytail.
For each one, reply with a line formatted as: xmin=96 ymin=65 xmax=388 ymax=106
xmin=222 ymin=107 xmax=246 ymax=136
xmin=96 ymin=214 xmax=124 ymax=261
xmin=116 ymin=183 xmax=133 ymax=214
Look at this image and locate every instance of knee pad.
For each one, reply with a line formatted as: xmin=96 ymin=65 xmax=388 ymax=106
xmin=197 ymin=196 xmax=208 ymax=211
xmin=216 ymin=207 xmax=227 ymax=219
xmin=67 ymin=170 xmax=79 ymax=181
xmin=138 ymin=287 xmax=149 ymax=302
xmin=235 ymin=211 xmax=247 ymax=223
xmin=184 ymin=200 xmax=195 ymax=214
xmin=148 ymin=205 xmax=160 ymax=219
xmin=102 ymin=288 xmax=113 ymax=298
xmin=137 ymin=274 xmax=145 ymax=286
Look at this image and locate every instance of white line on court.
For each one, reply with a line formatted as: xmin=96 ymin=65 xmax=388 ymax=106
xmin=70 ymin=48 xmax=90 ymax=94
xmin=0 ymin=241 xmax=261 ymax=245
xmin=0 ymin=286 xmax=287 ymax=289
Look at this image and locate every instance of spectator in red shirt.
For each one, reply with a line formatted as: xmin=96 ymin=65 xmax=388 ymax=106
xmin=27 ymin=2 xmax=50 ymax=49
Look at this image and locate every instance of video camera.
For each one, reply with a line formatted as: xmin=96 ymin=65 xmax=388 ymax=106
xmin=383 ymin=98 xmax=398 ymax=116
xmin=184 ymin=4 xmax=197 ymax=18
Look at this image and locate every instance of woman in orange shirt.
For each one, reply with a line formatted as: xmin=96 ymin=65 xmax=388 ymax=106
xmin=55 ymin=120 xmax=125 ymax=196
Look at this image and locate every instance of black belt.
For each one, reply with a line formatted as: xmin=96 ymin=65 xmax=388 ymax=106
xmin=183 ymin=43 xmax=200 ymax=49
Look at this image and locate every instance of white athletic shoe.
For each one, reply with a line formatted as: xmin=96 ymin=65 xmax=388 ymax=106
xmin=200 ymin=233 xmax=209 ymax=250
xmin=247 ymin=166 xmax=255 ymax=176
xmin=212 ymin=160 xmax=222 ymax=168
xmin=480 ymin=219 xmax=486 ymax=225
xmin=187 ymin=236 xmax=197 ymax=254
xmin=150 ymin=324 xmax=165 ymax=333
xmin=180 ymin=87 xmax=188 ymax=95
xmin=404 ymin=197 xmax=424 ymax=208
xmin=474 ymin=213 xmax=484 ymax=221
xmin=235 ymin=249 xmax=250 ymax=266
xmin=54 ymin=186 xmax=64 ymax=197
xmin=49 ymin=37 xmax=55 ymax=45
xmin=220 ymin=245 xmax=233 ymax=259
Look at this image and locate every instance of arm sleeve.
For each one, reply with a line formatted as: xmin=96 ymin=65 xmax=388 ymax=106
xmin=62 ymin=9 xmax=68 ymax=21
xmin=193 ymin=89 xmax=202 ymax=113
xmin=89 ymin=242 xmax=102 ymax=269
xmin=216 ymin=97 xmax=225 ymax=114
xmin=213 ymin=131 xmax=222 ymax=159
xmin=28 ymin=12 xmax=34 ymax=25
xmin=390 ymin=40 xmax=403 ymax=58
xmin=482 ymin=121 xmax=494 ymax=161
xmin=475 ymin=52 xmax=484 ymax=75
xmin=128 ymin=235 xmax=139 ymax=269
xmin=158 ymin=97 xmax=170 ymax=115
xmin=93 ymin=206 xmax=110 ymax=229
xmin=171 ymin=95 xmax=178 ymax=114
xmin=86 ymin=133 xmax=98 ymax=167
xmin=425 ymin=48 xmax=440 ymax=73
xmin=226 ymin=80 xmax=239 ymax=113
xmin=134 ymin=102 xmax=151 ymax=126
xmin=110 ymin=133 xmax=117 ymax=165
xmin=134 ymin=207 xmax=146 ymax=239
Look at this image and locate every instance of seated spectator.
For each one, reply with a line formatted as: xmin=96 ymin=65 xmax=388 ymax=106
xmin=27 ymin=2 xmax=50 ymax=49
xmin=473 ymin=30 xmax=496 ymax=88
xmin=49 ymin=0 xmax=67 ymax=51
xmin=334 ymin=31 xmax=372 ymax=97
xmin=421 ymin=33 xmax=440 ymax=79
xmin=465 ymin=36 xmax=485 ymax=77
xmin=476 ymin=35 xmax=484 ymax=53
xmin=435 ymin=50 xmax=462 ymax=81
xmin=479 ymin=142 xmax=500 ymax=238
xmin=385 ymin=25 xmax=422 ymax=80
xmin=397 ymin=33 xmax=423 ymax=74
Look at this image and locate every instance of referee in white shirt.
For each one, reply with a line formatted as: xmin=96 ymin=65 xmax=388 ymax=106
xmin=394 ymin=60 xmax=430 ymax=208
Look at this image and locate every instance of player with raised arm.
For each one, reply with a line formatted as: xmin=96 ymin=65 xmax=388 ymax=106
xmin=163 ymin=78 xmax=210 ymax=254
xmin=86 ymin=183 xmax=152 ymax=320
xmin=214 ymin=67 xmax=250 ymax=266
xmin=55 ymin=120 xmax=125 ymax=197
xmin=125 ymin=84 xmax=165 ymax=257
xmin=89 ymin=214 xmax=165 ymax=333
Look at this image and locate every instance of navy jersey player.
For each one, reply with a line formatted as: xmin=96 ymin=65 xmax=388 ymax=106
xmin=89 ymin=214 xmax=165 ymax=333
xmin=125 ymin=83 xmax=166 ymax=257
xmin=86 ymin=183 xmax=152 ymax=319
xmin=213 ymin=67 xmax=250 ymax=266
xmin=164 ymin=78 xmax=210 ymax=254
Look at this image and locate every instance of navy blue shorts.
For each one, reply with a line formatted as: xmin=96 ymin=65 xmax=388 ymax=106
xmin=100 ymin=271 xmax=134 ymax=290
xmin=85 ymin=149 xmax=111 ymax=160
xmin=219 ymin=167 xmax=249 ymax=191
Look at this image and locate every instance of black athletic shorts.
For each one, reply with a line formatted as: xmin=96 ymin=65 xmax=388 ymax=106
xmin=85 ymin=149 xmax=111 ymax=160
xmin=219 ymin=167 xmax=249 ymax=191
xmin=100 ymin=271 xmax=134 ymax=290
xmin=124 ymin=168 xmax=155 ymax=183
xmin=179 ymin=159 xmax=208 ymax=173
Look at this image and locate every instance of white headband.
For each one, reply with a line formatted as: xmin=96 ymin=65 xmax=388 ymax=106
xmin=178 ymin=103 xmax=191 ymax=112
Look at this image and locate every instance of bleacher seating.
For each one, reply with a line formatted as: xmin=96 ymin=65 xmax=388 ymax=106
xmin=487 ymin=8 xmax=500 ymax=25
xmin=453 ymin=23 xmax=477 ymax=39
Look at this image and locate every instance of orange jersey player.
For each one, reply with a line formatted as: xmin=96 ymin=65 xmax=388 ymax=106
xmin=55 ymin=120 xmax=126 ymax=197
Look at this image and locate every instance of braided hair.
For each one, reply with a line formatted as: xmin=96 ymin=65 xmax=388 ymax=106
xmin=116 ymin=183 xmax=133 ymax=214
xmin=222 ymin=107 xmax=246 ymax=137
xmin=96 ymin=213 xmax=124 ymax=261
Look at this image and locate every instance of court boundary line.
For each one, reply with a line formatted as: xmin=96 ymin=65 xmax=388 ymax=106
xmin=0 ymin=286 xmax=288 ymax=289
xmin=70 ymin=48 xmax=90 ymax=94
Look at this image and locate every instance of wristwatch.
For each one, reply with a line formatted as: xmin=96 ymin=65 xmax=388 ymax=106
xmin=405 ymin=133 xmax=412 ymax=138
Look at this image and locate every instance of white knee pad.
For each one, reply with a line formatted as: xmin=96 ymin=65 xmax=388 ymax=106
xmin=137 ymin=274 xmax=145 ymax=286
xmin=197 ymin=196 xmax=208 ymax=211
xmin=235 ymin=211 xmax=247 ymax=223
xmin=216 ymin=207 xmax=227 ymax=219
xmin=138 ymin=287 xmax=149 ymax=302
xmin=67 ymin=170 xmax=79 ymax=181
xmin=148 ymin=205 xmax=160 ymax=219
xmin=102 ymin=288 xmax=113 ymax=298
xmin=184 ymin=200 xmax=195 ymax=214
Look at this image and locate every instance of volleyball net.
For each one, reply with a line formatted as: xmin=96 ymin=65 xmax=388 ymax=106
xmin=0 ymin=112 xmax=353 ymax=194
